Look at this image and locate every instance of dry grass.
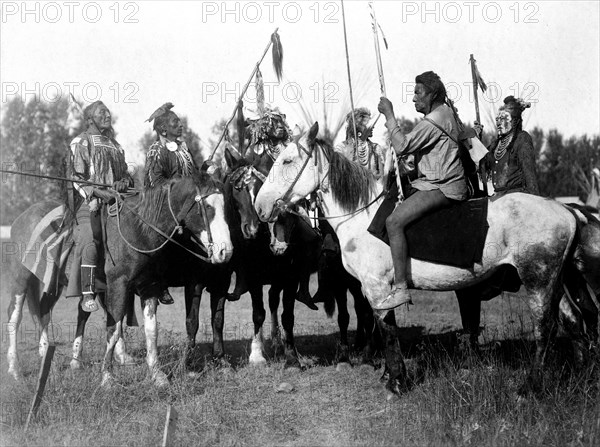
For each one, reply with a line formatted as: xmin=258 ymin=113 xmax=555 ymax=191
xmin=1 ymin=280 xmax=598 ymax=446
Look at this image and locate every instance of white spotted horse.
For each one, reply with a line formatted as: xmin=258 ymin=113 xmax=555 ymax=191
xmin=255 ymin=122 xmax=579 ymax=398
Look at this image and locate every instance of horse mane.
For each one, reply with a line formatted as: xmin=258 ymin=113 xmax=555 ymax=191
xmin=134 ymin=172 xmax=221 ymax=238
xmin=316 ymin=139 xmax=377 ymax=213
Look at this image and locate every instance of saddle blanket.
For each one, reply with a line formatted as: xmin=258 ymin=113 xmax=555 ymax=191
xmin=367 ymin=195 xmax=489 ymax=268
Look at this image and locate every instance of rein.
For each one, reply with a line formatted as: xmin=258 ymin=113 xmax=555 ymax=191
xmin=109 ymin=183 xmax=218 ymax=262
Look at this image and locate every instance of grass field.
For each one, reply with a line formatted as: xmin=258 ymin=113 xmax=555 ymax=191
xmin=0 ymin=259 xmax=598 ymax=446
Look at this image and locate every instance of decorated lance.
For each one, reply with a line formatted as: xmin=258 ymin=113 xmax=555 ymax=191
xmin=469 ymin=54 xmax=487 ymax=124
xmin=340 ymin=0 xmax=358 ymax=146
xmin=369 ymin=2 xmax=404 ymax=201
xmin=209 ymin=28 xmax=283 ymax=161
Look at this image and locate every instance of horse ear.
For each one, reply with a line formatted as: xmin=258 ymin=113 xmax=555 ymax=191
xmin=308 ymin=122 xmax=319 ymax=143
xmin=224 ymin=146 xmax=239 ymax=171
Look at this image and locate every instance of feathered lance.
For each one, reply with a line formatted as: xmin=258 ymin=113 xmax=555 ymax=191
xmin=469 ymin=54 xmax=487 ymax=124
xmin=340 ymin=0 xmax=358 ymax=146
xmin=369 ymin=1 xmax=404 ymax=201
xmin=209 ymin=29 xmax=283 ymax=161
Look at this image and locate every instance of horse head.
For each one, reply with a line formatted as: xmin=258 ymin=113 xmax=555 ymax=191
xmin=224 ymin=147 xmax=261 ymax=239
xmin=268 ymin=212 xmax=297 ymax=256
xmin=168 ymin=173 xmax=233 ymax=264
xmin=255 ymin=122 xmax=321 ymax=222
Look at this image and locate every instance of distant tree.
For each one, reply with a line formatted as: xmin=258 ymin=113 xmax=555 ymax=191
xmin=0 ymin=96 xmax=85 ymax=224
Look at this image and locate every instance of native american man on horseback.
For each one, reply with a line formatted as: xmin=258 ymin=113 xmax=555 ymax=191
xmin=142 ymin=102 xmax=197 ymax=305
xmin=377 ymin=71 xmax=470 ymax=310
xmin=65 ymin=101 xmax=134 ymax=313
xmin=336 ymin=107 xmax=386 ymax=179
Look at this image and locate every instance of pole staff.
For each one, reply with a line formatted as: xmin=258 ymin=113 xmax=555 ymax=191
xmin=340 ymin=0 xmax=358 ymax=145
xmin=470 ymin=54 xmax=481 ymax=124
xmin=0 ymin=169 xmax=118 ymax=189
xmin=370 ymin=2 xmax=404 ymax=201
xmin=209 ymin=28 xmax=279 ymax=161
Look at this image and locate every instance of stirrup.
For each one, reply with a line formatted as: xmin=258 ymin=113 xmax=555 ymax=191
xmin=81 ymin=295 xmax=99 ymax=313
xmin=372 ymin=284 xmax=413 ymax=311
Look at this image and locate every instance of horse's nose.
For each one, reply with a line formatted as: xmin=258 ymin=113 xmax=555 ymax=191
xmin=242 ymin=223 xmax=258 ymax=239
xmin=211 ymin=243 xmax=233 ymax=264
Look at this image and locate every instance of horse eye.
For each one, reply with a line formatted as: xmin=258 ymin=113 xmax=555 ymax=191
xmin=282 ymin=159 xmax=292 ymax=165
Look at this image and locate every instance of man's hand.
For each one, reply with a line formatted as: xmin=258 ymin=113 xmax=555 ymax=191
xmin=92 ymin=188 xmax=115 ymax=202
xmin=377 ymin=97 xmax=395 ymax=120
xmin=88 ymin=198 xmax=100 ymax=212
xmin=112 ymin=179 xmax=129 ymax=193
xmin=473 ymin=121 xmax=484 ymax=139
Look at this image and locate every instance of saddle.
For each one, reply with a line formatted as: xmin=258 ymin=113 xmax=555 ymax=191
xmin=368 ymin=187 xmax=489 ymax=268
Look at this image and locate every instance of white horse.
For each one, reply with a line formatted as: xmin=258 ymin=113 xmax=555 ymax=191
xmin=255 ymin=123 xmax=578 ymax=398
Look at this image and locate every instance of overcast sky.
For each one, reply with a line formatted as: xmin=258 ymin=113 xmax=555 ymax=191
xmin=1 ymin=1 xmax=598 ymax=164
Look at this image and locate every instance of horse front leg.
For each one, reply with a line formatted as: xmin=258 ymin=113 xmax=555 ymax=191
xmin=210 ymin=291 xmax=226 ymax=359
xmin=249 ymin=285 xmax=267 ymax=366
xmin=375 ymin=309 xmax=408 ymax=400
xmin=185 ymin=283 xmax=202 ymax=349
xmin=282 ymin=283 xmax=301 ymax=369
xmin=352 ymin=285 xmax=377 ymax=367
xmin=100 ymin=318 xmax=121 ymax=388
xmin=71 ymin=304 xmax=92 ymax=370
xmin=269 ymin=284 xmax=283 ymax=357
xmin=456 ymin=289 xmax=482 ymax=352
xmin=142 ymin=296 xmax=168 ymax=387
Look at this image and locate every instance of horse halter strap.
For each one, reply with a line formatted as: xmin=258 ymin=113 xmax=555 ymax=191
xmin=168 ymin=182 xmax=218 ymax=254
xmin=276 ymin=140 xmax=324 ymax=213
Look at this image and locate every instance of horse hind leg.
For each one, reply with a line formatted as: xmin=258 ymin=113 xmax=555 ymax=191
xmin=282 ymin=283 xmax=301 ymax=369
xmin=185 ymin=283 xmax=202 ymax=349
xmin=210 ymin=290 xmax=226 ymax=360
xmin=7 ymin=291 xmax=26 ymax=380
xmin=335 ymin=288 xmax=352 ymax=368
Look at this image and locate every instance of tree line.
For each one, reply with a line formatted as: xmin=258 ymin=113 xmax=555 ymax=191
xmin=1 ymin=97 xmax=598 ymax=225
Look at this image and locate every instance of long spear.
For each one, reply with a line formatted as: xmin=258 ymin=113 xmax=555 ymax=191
xmin=0 ymin=169 xmax=134 ymax=190
xmin=340 ymin=0 xmax=358 ymax=145
xmin=469 ymin=54 xmax=487 ymax=124
xmin=369 ymin=2 xmax=404 ymax=200
xmin=208 ymin=28 xmax=283 ymax=161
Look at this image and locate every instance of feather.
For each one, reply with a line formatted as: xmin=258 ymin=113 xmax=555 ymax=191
xmin=236 ymin=99 xmax=246 ymax=157
xmin=256 ymin=68 xmax=265 ymax=116
xmin=69 ymin=93 xmax=84 ymax=116
xmin=145 ymin=102 xmax=174 ymax=123
xmin=271 ymin=31 xmax=283 ymax=82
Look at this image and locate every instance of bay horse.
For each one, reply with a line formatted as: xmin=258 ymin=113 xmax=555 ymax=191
xmin=229 ymin=148 xmax=321 ymax=368
xmin=6 ymin=174 xmax=232 ymax=387
xmin=255 ymin=122 xmax=578 ymax=398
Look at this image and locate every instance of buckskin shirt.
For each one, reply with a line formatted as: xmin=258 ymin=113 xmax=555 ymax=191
xmin=385 ymin=103 xmax=468 ymax=201
xmin=144 ymin=136 xmax=195 ymax=188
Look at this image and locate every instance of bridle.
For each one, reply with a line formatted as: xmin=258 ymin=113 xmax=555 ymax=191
xmin=273 ymin=138 xmax=384 ymax=221
xmin=112 ymin=182 xmax=220 ymax=262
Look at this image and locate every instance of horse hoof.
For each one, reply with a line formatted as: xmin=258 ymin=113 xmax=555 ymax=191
xmin=249 ymin=354 xmax=267 ymax=367
xmin=115 ymin=354 xmax=137 ymax=366
xmin=385 ymin=389 xmax=399 ymax=401
xmin=8 ymin=368 xmax=21 ymax=381
xmin=153 ymin=371 xmax=169 ymax=388
xmin=101 ymin=372 xmax=115 ymax=388
xmin=70 ymin=359 xmax=83 ymax=370
xmin=336 ymin=362 xmax=352 ymax=372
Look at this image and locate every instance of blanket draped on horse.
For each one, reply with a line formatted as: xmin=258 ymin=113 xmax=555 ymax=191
xmin=368 ymin=193 xmax=489 ymax=268
xmin=21 ymin=204 xmax=74 ymax=298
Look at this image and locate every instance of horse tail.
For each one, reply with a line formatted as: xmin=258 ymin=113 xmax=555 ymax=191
xmin=24 ymin=276 xmax=42 ymax=321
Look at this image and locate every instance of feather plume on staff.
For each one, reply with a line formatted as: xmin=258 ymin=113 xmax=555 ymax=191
xmin=209 ymin=28 xmax=283 ymax=161
xmin=271 ymin=31 xmax=283 ymax=82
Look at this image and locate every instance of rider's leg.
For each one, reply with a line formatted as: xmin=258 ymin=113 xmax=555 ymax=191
xmin=81 ymin=209 xmax=102 ymax=313
xmin=374 ymin=189 xmax=452 ymax=310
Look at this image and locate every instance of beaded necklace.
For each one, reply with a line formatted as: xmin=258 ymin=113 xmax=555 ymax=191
xmin=494 ymin=133 xmax=513 ymax=160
